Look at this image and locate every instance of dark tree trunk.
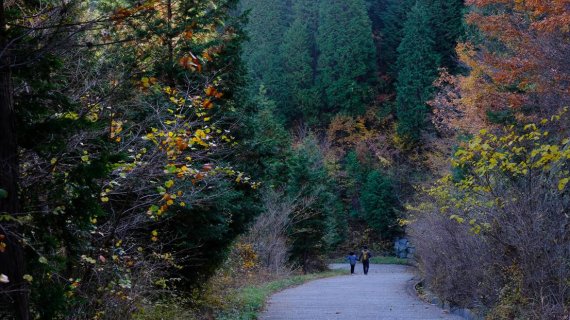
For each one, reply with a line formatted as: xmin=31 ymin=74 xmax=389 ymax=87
xmin=0 ymin=1 xmax=29 ymax=318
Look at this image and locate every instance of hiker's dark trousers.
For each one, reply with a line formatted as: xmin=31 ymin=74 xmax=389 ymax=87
xmin=363 ymin=260 xmax=369 ymax=275
xmin=350 ymin=264 xmax=355 ymax=274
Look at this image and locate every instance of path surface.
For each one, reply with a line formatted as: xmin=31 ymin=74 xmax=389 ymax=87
xmin=261 ymin=264 xmax=462 ymax=320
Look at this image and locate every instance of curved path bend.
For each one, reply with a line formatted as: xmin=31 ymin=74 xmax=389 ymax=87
xmin=261 ymin=264 xmax=461 ymax=320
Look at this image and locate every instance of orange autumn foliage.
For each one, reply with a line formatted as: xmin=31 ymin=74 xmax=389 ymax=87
xmin=326 ymin=110 xmax=401 ymax=170
xmin=429 ymin=69 xmax=488 ymax=135
xmin=458 ymin=0 xmax=570 ymax=120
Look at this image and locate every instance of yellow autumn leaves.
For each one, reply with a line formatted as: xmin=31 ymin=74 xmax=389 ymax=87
xmin=453 ymin=109 xmax=570 ymax=190
xmin=422 ymin=107 xmax=570 ymax=234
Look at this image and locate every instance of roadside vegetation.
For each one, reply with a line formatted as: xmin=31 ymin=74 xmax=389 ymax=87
xmin=135 ymin=240 xmax=346 ymax=320
xmin=1 ymin=0 xmax=569 ymax=319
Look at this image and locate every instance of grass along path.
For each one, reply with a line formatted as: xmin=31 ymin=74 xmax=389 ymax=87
xmin=216 ymin=269 xmax=347 ymax=320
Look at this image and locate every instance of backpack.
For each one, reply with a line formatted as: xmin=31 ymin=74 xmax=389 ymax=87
xmin=362 ymin=250 xmax=369 ymax=261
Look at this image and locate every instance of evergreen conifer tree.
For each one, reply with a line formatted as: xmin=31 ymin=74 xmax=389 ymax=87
xmin=243 ymin=87 xmax=292 ymax=187
xmin=281 ymin=0 xmax=320 ymax=123
xmin=378 ymin=0 xmax=414 ymax=77
xmin=287 ymin=135 xmax=339 ymax=272
xmin=241 ymin=0 xmax=291 ymax=114
xmin=395 ymin=0 xmax=441 ymax=142
xmin=360 ymin=170 xmax=398 ymax=237
xmin=317 ymin=0 xmax=377 ymax=116
xmin=429 ymin=0 xmax=464 ymax=71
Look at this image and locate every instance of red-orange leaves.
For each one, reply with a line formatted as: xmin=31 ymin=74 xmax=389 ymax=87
xmin=202 ymin=99 xmax=213 ymax=109
xmin=458 ymin=0 xmax=570 ymax=117
xmin=111 ymin=0 xmax=157 ymax=23
xmin=111 ymin=8 xmax=133 ymax=23
xmin=175 ymin=137 xmax=188 ymax=151
xmin=0 ymin=234 xmax=6 ymax=253
xmin=202 ymin=163 xmax=213 ymax=172
xmin=183 ymin=28 xmax=194 ymax=40
xmin=205 ymin=86 xmax=215 ymax=96
xmin=178 ymin=54 xmax=202 ymax=72
xmin=205 ymin=86 xmax=223 ymax=98
xmin=202 ymin=51 xmax=213 ymax=62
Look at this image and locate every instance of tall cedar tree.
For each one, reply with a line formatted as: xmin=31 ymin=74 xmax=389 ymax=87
xmin=0 ymin=1 xmax=87 ymax=317
xmin=287 ymin=135 xmax=339 ymax=273
xmin=430 ymin=0 xmax=464 ymax=71
xmin=281 ymin=0 xmax=320 ymax=124
xmin=108 ymin=0 xmax=256 ymax=289
xmin=395 ymin=0 xmax=441 ymax=143
xmin=360 ymin=170 xmax=398 ymax=237
xmin=242 ymin=88 xmax=292 ymax=187
xmin=378 ymin=0 xmax=414 ymax=77
xmin=364 ymin=0 xmax=387 ymax=74
xmin=241 ymin=0 xmax=291 ymax=117
xmin=317 ymin=0 xmax=377 ymax=116
xmin=1 ymin=0 xmax=253 ymax=317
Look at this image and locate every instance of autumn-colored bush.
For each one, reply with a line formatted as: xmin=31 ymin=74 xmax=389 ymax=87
xmin=410 ymin=111 xmax=570 ymax=318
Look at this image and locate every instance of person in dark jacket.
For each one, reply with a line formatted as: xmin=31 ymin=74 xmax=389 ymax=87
xmin=359 ymin=246 xmax=372 ymax=275
xmin=347 ymin=251 xmax=358 ymax=274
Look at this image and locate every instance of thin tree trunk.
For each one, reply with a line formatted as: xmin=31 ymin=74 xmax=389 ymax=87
xmin=0 ymin=0 xmax=29 ymax=318
xmin=167 ymin=0 xmax=173 ymax=65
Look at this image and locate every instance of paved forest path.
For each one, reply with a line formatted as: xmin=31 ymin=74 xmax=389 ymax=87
xmin=261 ymin=264 xmax=462 ymax=320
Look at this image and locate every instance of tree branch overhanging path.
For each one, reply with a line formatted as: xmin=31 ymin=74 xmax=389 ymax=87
xmin=261 ymin=264 xmax=461 ymax=320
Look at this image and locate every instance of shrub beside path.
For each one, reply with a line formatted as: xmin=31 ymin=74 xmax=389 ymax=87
xmin=261 ymin=264 xmax=462 ymax=320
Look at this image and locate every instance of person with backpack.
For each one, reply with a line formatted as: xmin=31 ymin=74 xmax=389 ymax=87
xmin=346 ymin=251 xmax=358 ymax=274
xmin=359 ymin=246 xmax=372 ymax=275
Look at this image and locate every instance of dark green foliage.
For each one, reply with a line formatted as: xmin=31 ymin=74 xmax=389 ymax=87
xmin=375 ymin=0 xmax=464 ymax=143
xmin=281 ymin=0 xmax=320 ymax=123
xmin=13 ymin=52 xmax=118 ymax=317
xmin=323 ymin=196 xmax=346 ymax=250
xmin=241 ymin=0 xmax=291 ymax=115
xmin=395 ymin=0 xmax=441 ymax=142
xmin=341 ymin=151 xmax=400 ymax=240
xmin=168 ymin=181 xmax=260 ymax=286
xmin=242 ymin=0 xmax=378 ymax=122
xmin=377 ymin=0 xmax=463 ymax=75
xmin=360 ymin=170 xmax=398 ymax=237
xmin=378 ymin=0 xmax=414 ymax=77
xmin=429 ymin=0 xmax=465 ymax=71
xmin=364 ymin=0 xmax=388 ymax=70
xmin=317 ymin=0 xmax=377 ymax=116
xmin=1 ymin=1 xmax=259 ymax=317
xmin=486 ymin=109 xmax=516 ymax=125
xmin=242 ymin=88 xmax=291 ymax=187
xmin=287 ymin=135 xmax=340 ymax=272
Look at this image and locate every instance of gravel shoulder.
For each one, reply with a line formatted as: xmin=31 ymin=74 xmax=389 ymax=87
xmin=260 ymin=263 xmax=462 ymax=320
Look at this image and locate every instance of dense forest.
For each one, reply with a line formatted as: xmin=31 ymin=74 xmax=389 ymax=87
xmin=0 ymin=0 xmax=569 ymax=319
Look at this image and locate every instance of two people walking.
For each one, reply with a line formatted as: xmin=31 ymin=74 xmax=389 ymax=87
xmin=347 ymin=246 xmax=372 ymax=275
